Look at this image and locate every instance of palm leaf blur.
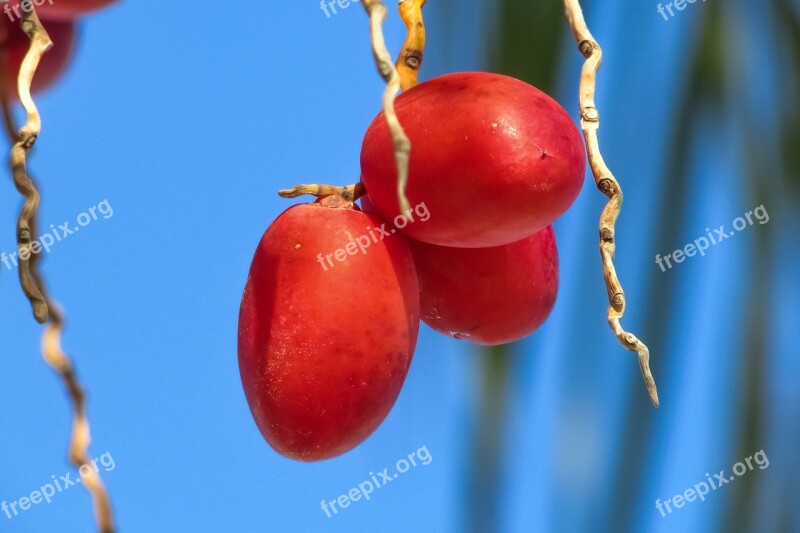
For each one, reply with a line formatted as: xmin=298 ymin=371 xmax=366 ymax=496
xmin=425 ymin=0 xmax=800 ymax=530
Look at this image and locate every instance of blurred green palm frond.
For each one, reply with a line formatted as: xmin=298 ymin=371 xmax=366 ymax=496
xmin=466 ymin=0 xmax=800 ymax=531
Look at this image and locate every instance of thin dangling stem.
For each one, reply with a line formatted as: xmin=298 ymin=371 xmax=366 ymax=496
xmin=361 ymin=0 xmax=411 ymax=213
xmin=2 ymin=10 xmax=117 ymax=532
xmin=38 ymin=295 xmax=116 ymax=533
xmin=562 ymin=0 xmax=660 ymax=407
xmin=11 ymin=8 xmax=50 ymax=323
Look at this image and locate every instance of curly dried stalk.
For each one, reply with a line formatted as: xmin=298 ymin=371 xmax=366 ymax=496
xmin=563 ymin=0 xmax=659 ymax=407
xmin=361 ymin=0 xmax=411 ymax=213
xmin=396 ymin=0 xmax=427 ymax=90
xmin=279 ymin=182 xmax=365 ymax=202
xmin=30 ymin=256 xmax=116 ymax=533
xmin=39 ymin=302 xmax=115 ymax=533
xmin=11 ymin=10 xmax=50 ymax=323
xmin=2 ymin=12 xmax=117 ymax=533
xmin=3 ymin=124 xmax=117 ymax=533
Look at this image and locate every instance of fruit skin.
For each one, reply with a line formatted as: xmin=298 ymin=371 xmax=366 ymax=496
xmin=2 ymin=0 xmax=117 ymax=20
xmin=361 ymin=72 xmax=585 ymax=248
xmin=238 ymin=200 xmax=420 ymax=462
xmin=1 ymin=16 xmax=76 ymax=98
xmin=410 ymin=225 xmax=559 ymax=346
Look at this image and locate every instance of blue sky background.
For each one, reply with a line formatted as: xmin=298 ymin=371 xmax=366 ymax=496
xmin=0 ymin=1 xmax=797 ymax=532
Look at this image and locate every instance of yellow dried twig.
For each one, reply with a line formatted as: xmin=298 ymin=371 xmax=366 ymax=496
xmin=40 ymin=300 xmax=115 ymax=533
xmin=562 ymin=0 xmax=660 ymax=407
xmin=361 ymin=0 xmax=411 ymax=213
xmin=3 ymin=10 xmax=117 ymax=532
xmin=11 ymin=9 xmax=50 ymax=323
xmin=278 ymin=182 xmax=365 ymax=202
xmin=396 ymin=0 xmax=427 ymax=90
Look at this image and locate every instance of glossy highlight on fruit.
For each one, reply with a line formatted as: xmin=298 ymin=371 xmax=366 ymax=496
xmin=361 ymin=72 xmax=586 ymax=248
xmin=410 ymin=225 xmax=559 ymax=345
xmin=1 ymin=16 xmax=76 ymax=97
xmin=238 ymin=199 xmax=420 ymax=461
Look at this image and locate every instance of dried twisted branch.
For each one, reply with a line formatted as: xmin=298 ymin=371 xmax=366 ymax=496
xmin=31 ymin=241 xmax=116 ymax=533
xmin=396 ymin=0 xmax=427 ymax=90
xmin=563 ymin=0 xmax=659 ymax=407
xmin=11 ymin=9 xmax=50 ymax=323
xmin=1 ymin=10 xmax=117 ymax=532
xmin=361 ymin=0 xmax=411 ymax=213
xmin=279 ymin=182 xmax=365 ymax=202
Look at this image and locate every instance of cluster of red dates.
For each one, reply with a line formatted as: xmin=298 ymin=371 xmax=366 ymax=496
xmin=239 ymin=72 xmax=586 ymax=462
xmin=1 ymin=0 xmax=117 ymax=97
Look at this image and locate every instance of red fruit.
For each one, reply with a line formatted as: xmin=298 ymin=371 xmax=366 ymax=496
xmin=2 ymin=0 xmax=116 ymax=20
xmin=238 ymin=198 xmax=420 ymax=461
xmin=361 ymin=72 xmax=585 ymax=248
xmin=410 ymin=225 xmax=559 ymax=346
xmin=0 ymin=17 xmax=76 ymax=97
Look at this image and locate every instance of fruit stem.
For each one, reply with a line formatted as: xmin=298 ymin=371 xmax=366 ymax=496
xmin=2 ymin=11 xmax=117 ymax=532
xmin=361 ymin=0 xmax=412 ymax=214
xmin=562 ymin=0 xmax=660 ymax=408
xmin=278 ymin=182 xmax=366 ymax=202
xmin=396 ymin=0 xmax=426 ymax=91
xmin=10 ymin=8 xmax=52 ymax=324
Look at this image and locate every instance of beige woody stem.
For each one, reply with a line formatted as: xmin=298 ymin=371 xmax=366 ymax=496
xmin=563 ymin=0 xmax=660 ymax=407
xmin=362 ymin=0 xmax=411 ymax=213
xmin=3 ymin=9 xmax=118 ymax=532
